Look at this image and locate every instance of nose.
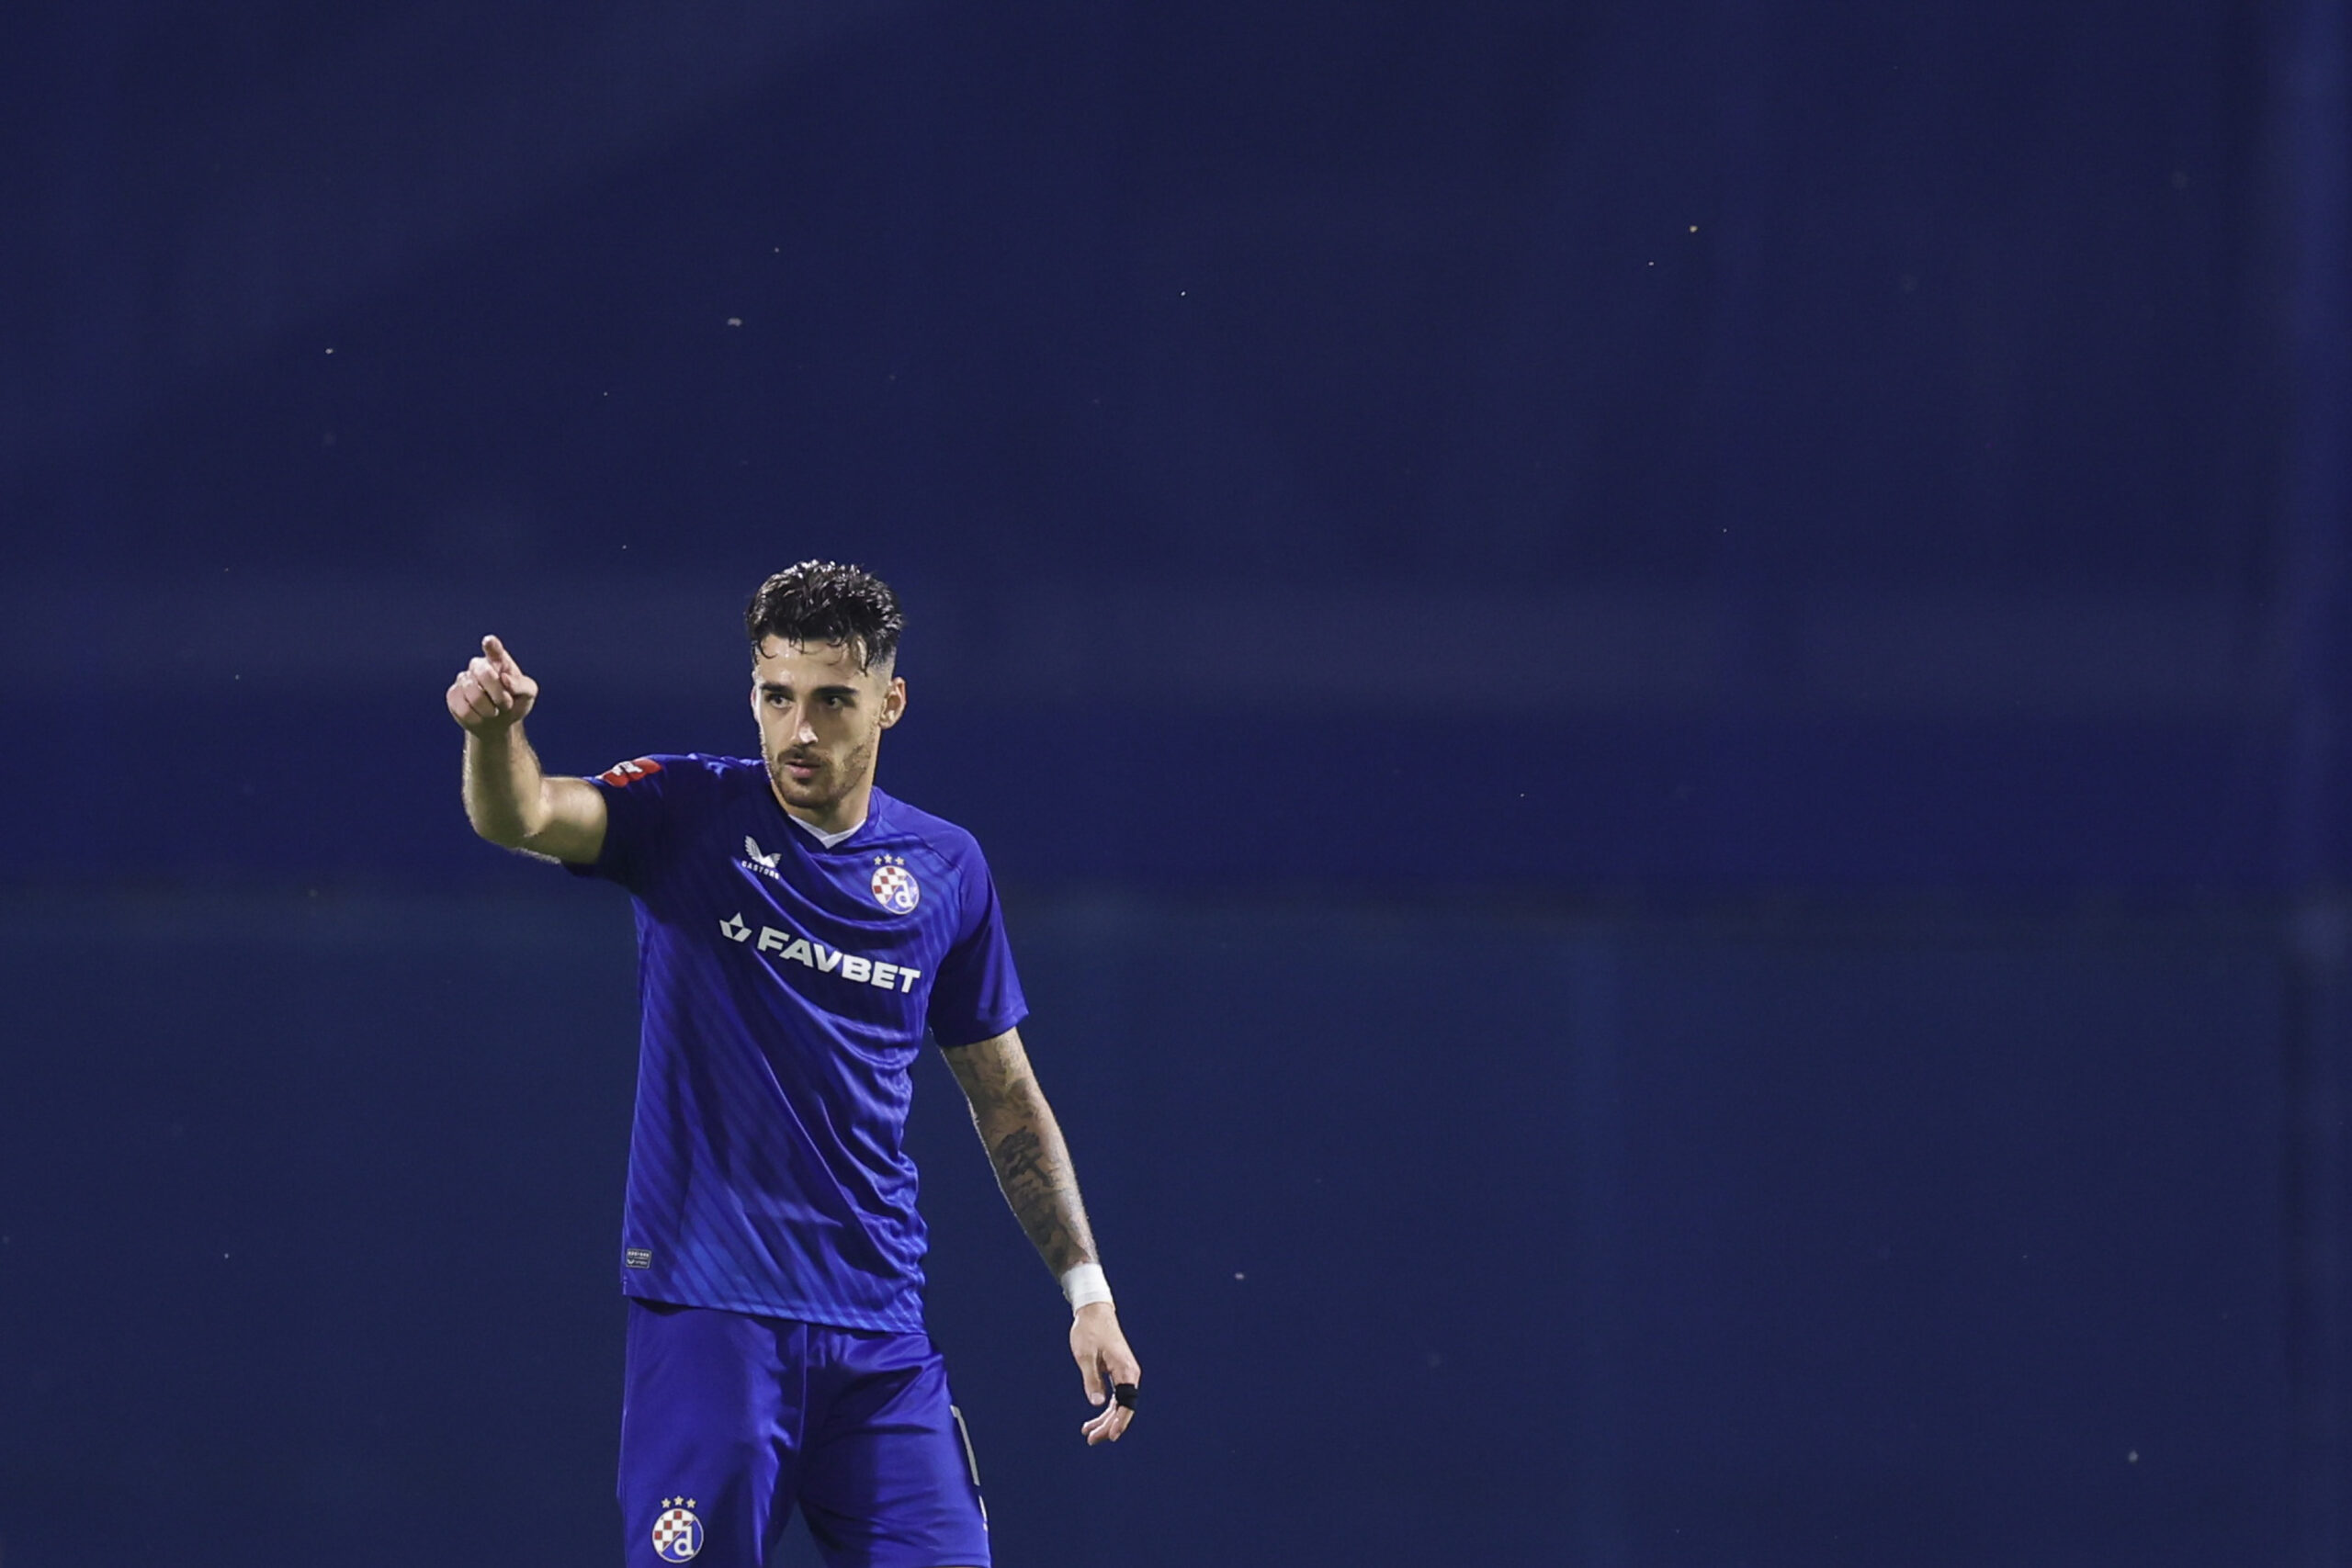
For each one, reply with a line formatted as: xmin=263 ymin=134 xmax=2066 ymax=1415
xmin=786 ymin=705 xmax=818 ymax=745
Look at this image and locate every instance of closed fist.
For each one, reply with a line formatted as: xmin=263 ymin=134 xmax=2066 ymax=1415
xmin=447 ymin=635 xmax=539 ymax=732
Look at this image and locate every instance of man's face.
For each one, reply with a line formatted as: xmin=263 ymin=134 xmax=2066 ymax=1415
xmin=750 ymin=637 xmax=906 ymax=823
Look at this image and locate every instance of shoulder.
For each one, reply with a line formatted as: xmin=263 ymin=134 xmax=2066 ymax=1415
xmin=867 ymin=788 xmax=988 ymax=867
xmin=866 ymin=790 xmax=1007 ymax=934
xmin=589 ymin=752 xmax=762 ymax=794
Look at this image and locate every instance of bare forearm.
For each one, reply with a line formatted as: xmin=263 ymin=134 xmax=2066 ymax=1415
xmin=448 ymin=637 xmax=605 ymax=863
xmin=945 ymin=1030 xmax=1110 ymax=1280
xmin=975 ymin=1095 xmax=1100 ymax=1277
xmin=462 ymin=725 xmax=553 ymax=846
xmin=944 ymin=1028 xmax=1139 ymax=1444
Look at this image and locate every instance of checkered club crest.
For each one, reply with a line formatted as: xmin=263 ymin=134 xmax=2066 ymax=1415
xmin=651 ymin=1497 xmax=703 ymax=1562
xmin=870 ymin=856 xmax=920 ymax=913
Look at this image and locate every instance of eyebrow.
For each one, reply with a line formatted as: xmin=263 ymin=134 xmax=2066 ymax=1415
xmin=757 ymin=680 xmax=861 ymax=700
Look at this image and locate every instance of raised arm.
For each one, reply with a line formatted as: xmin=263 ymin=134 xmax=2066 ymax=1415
xmin=943 ymin=1026 xmax=1141 ymax=1444
xmin=447 ymin=635 xmax=608 ymax=864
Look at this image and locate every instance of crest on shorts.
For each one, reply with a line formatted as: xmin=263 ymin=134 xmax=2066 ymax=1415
xmin=870 ymin=855 xmax=920 ymax=914
xmin=652 ymin=1498 xmax=703 ymax=1562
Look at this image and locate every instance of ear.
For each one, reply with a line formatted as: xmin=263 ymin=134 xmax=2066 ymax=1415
xmin=880 ymin=674 xmax=908 ymax=728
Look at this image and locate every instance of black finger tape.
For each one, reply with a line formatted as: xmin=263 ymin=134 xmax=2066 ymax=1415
xmin=1112 ymin=1382 xmax=1138 ymax=1410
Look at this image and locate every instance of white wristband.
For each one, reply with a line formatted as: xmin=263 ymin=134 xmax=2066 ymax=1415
xmin=1060 ymin=1262 xmax=1114 ymax=1312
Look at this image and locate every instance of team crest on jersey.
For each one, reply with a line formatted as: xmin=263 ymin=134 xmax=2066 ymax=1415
xmin=598 ymin=757 xmax=663 ymax=788
xmin=870 ymin=855 xmax=920 ymax=913
xmin=651 ymin=1498 xmax=703 ymax=1562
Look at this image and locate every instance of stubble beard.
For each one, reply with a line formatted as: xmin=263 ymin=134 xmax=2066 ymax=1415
xmin=767 ymin=735 xmax=876 ymax=818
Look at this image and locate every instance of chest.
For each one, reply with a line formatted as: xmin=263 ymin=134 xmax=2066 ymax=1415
xmin=653 ymin=809 xmax=961 ymax=1000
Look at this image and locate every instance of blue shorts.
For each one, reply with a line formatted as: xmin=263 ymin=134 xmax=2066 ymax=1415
xmin=618 ymin=1300 xmax=990 ymax=1568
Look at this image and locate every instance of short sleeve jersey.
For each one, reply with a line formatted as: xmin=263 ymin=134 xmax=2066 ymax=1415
xmin=567 ymin=754 xmax=1027 ymax=1330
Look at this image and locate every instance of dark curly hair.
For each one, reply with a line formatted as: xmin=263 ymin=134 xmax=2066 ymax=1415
xmin=744 ymin=561 xmax=904 ymax=672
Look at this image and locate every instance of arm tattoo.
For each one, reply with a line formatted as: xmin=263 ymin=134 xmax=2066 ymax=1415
xmin=944 ymin=1032 xmax=1102 ymax=1278
xmin=987 ymin=1122 xmax=1096 ymax=1277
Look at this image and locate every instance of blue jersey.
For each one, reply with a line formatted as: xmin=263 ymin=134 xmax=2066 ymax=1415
xmin=567 ymin=753 xmax=1027 ymax=1331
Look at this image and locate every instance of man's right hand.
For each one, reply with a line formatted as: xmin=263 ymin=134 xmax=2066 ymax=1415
xmin=447 ymin=635 xmax=539 ymax=733
xmin=449 ymin=635 xmax=605 ymax=862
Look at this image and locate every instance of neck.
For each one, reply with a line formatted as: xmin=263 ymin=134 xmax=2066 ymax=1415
xmin=774 ymin=779 xmax=871 ymax=837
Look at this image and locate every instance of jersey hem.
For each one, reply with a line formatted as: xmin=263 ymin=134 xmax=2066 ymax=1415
xmin=621 ymin=1279 xmax=927 ymax=1335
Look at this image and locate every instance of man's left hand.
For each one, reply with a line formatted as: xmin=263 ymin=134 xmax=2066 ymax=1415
xmin=1071 ymin=1302 xmax=1140 ymax=1445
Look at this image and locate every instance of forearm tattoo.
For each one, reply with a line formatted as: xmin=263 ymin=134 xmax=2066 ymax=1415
xmin=946 ymin=1039 xmax=1102 ymax=1277
xmin=987 ymin=1119 xmax=1096 ymax=1276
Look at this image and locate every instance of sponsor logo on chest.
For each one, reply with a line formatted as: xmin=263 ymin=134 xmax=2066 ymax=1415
xmin=717 ymin=912 xmax=922 ymax=994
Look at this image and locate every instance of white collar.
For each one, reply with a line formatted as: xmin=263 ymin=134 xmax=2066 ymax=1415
xmin=784 ymin=811 xmax=864 ymax=850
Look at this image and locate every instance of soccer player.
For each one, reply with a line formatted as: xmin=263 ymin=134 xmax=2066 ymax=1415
xmin=445 ymin=562 xmax=1140 ymax=1568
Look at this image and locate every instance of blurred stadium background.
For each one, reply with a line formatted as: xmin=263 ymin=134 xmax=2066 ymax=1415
xmin=3 ymin=0 xmax=2346 ymax=1562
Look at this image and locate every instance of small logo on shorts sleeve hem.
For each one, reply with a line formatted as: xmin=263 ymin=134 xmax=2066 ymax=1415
xmin=626 ymin=1247 xmax=652 ymax=1269
xmin=652 ymin=1498 xmax=703 ymax=1562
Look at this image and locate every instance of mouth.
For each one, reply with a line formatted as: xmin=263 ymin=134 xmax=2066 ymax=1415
xmin=779 ymin=755 xmax=820 ymax=783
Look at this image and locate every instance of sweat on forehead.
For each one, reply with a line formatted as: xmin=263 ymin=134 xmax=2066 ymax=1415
xmin=754 ymin=636 xmax=893 ymax=675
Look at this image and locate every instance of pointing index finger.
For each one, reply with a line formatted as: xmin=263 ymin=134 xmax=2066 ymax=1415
xmin=481 ymin=634 xmax=515 ymax=671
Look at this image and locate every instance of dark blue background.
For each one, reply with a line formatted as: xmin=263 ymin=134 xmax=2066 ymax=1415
xmin=3 ymin=0 xmax=2346 ymax=1562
